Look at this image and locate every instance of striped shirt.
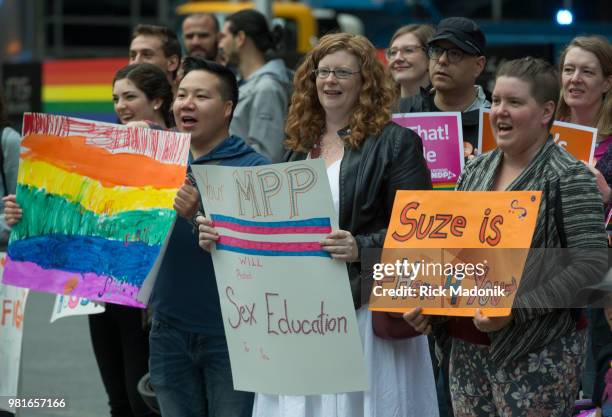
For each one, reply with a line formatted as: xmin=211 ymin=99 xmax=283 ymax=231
xmin=455 ymin=136 xmax=607 ymax=364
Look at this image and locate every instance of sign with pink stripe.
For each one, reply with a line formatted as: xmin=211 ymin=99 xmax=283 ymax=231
xmin=191 ymin=160 xmax=366 ymax=395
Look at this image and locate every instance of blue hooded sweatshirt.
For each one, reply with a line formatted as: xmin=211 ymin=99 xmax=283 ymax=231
xmin=150 ymin=135 xmax=269 ymax=334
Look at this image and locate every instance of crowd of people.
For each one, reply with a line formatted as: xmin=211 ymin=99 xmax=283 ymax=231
xmin=0 ymin=10 xmax=611 ymax=417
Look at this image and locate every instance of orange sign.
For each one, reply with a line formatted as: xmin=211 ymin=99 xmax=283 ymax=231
xmin=478 ymin=109 xmax=597 ymax=164
xmin=369 ymin=191 xmax=541 ymax=317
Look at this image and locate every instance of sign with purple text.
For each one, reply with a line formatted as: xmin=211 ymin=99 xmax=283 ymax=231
xmin=3 ymin=113 xmax=190 ymax=307
xmin=393 ymin=112 xmax=464 ymax=189
xmin=192 ymin=159 xmax=367 ymax=395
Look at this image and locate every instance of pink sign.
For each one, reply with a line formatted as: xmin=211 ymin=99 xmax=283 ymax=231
xmin=393 ymin=112 xmax=464 ymax=188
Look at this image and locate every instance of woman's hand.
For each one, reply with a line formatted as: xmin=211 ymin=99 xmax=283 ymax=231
xmin=2 ymin=194 xmax=22 ymax=226
xmin=320 ymin=230 xmax=359 ymax=262
xmin=174 ymin=178 xmax=201 ymax=219
xmin=402 ymin=307 xmax=431 ymax=335
xmin=196 ymin=215 xmax=219 ymax=252
xmin=472 ymin=308 xmax=512 ymax=332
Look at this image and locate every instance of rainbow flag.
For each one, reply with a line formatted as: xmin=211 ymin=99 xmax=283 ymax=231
xmin=3 ymin=113 xmax=190 ymax=307
xmin=42 ymin=58 xmax=127 ymax=123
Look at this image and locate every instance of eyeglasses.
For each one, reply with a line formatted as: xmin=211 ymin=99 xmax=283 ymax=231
xmin=385 ymin=45 xmax=425 ymax=60
xmin=427 ymin=45 xmax=469 ymax=64
xmin=313 ymin=68 xmax=360 ymax=79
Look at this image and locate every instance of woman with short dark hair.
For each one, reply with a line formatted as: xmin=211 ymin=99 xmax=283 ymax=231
xmin=405 ymin=57 xmax=607 ymax=416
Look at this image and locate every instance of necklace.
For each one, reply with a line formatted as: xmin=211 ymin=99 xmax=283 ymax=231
xmin=311 ymin=132 xmax=345 ymax=160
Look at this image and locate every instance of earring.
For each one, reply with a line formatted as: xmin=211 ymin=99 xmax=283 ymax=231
xmin=154 ymin=106 xmax=159 ymax=110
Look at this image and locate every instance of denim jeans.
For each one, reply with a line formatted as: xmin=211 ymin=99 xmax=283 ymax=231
xmin=149 ymin=318 xmax=254 ymax=417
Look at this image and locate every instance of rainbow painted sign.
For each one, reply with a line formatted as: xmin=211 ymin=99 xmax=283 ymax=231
xmin=3 ymin=113 xmax=190 ymax=307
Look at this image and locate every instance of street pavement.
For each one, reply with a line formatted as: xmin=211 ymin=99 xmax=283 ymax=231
xmin=17 ymin=291 xmax=109 ymax=417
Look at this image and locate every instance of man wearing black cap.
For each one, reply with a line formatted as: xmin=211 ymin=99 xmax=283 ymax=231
xmin=398 ymin=17 xmax=489 ymax=157
xmin=398 ymin=18 xmax=489 ymax=417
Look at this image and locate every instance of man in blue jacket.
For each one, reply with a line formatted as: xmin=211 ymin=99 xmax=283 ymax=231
xmin=149 ymin=57 xmax=269 ymax=417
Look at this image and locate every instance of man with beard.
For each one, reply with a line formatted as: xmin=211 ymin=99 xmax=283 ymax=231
xmin=218 ymin=9 xmax=292 ymax=163
xmin=182 ymin=13 xmax=220 ymax=61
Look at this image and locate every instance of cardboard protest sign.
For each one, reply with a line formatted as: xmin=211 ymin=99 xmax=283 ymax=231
xmin=50 ymin=295 xmax=105 ymax=323
xmin=192 ymin=160 xmax=367 ymax=395
xmin=479 ymin=108 xmax=597 ymax=164
xmin=393 ymin=112 xmax=464 ymax=189
xmin=3 ymin=113 xmax=190 ymax=307
xmin=0 ymin=254 xmax=29 ymax=413
xmin=369 ymin=191 xmax=541 ymax=317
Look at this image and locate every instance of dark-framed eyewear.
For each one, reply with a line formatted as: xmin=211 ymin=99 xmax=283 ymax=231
xmin=426 ymin=45 xmax=467 ymax=63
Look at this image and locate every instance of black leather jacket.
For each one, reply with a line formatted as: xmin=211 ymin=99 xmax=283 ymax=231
xmin=286 ymin=122 xmax=432 ymax=308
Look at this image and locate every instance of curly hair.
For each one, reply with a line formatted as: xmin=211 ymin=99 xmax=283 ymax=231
xmin=285 ymin=33 xmax=397 ymax=152
xmin=556 ymin=35 xmax=612 ymax=139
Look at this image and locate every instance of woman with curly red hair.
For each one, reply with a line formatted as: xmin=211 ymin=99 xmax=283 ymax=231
xmin=253 ymin=32 xmax=438 ymax=417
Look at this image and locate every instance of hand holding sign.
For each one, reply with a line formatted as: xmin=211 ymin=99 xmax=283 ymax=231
xmin=2 ymin=195 xmax=21 ymax=226
xmin=174 ymin=177 xmax=201 ymax=219
xmin=196 ymin=215 xmax=219 ymax=252
xmin=320 ymin=230 xmax=359 ymax=262
xmin=402 ymin=307 xmax=432 ymax=335
xmin=472 ymin=308 xmax=512 ymax=332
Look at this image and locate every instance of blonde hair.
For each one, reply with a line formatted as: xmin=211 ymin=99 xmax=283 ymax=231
xmin=388 ymin=24 xmax=435 ymax=49
xmin=556 ymin=35 xmax=612 ymax=139
xmin=285 ymin=33 xmax=397 ymax=152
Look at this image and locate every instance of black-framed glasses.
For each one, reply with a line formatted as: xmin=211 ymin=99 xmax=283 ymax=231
xmin=427 ymin=45 xmax=468 ymax=63
xmin=313 ymin=68 xmax=360 ymax=79
xmin=385 ymin=45 xmax=425 ymax=60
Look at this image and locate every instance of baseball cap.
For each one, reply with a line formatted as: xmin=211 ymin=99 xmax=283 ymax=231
xmin=429 ymin=17 xmax=486 ymax=56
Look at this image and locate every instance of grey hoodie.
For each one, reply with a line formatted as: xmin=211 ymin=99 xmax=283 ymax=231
xmin=230 ymin=58 xmax=292 ymax=163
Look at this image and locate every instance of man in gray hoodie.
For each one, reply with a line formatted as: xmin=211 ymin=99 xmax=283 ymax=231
xmin=219 ymin=9 xmax=292 ymax=163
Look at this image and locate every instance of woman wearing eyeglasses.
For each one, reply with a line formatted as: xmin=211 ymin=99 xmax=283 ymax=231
xmin=386 ymin=24 xmax=435 ymax=98
xmin=246 ymin=32 xmax=438 ymax=417
xmin=555 ymin=35 xmax=612 ymax=403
